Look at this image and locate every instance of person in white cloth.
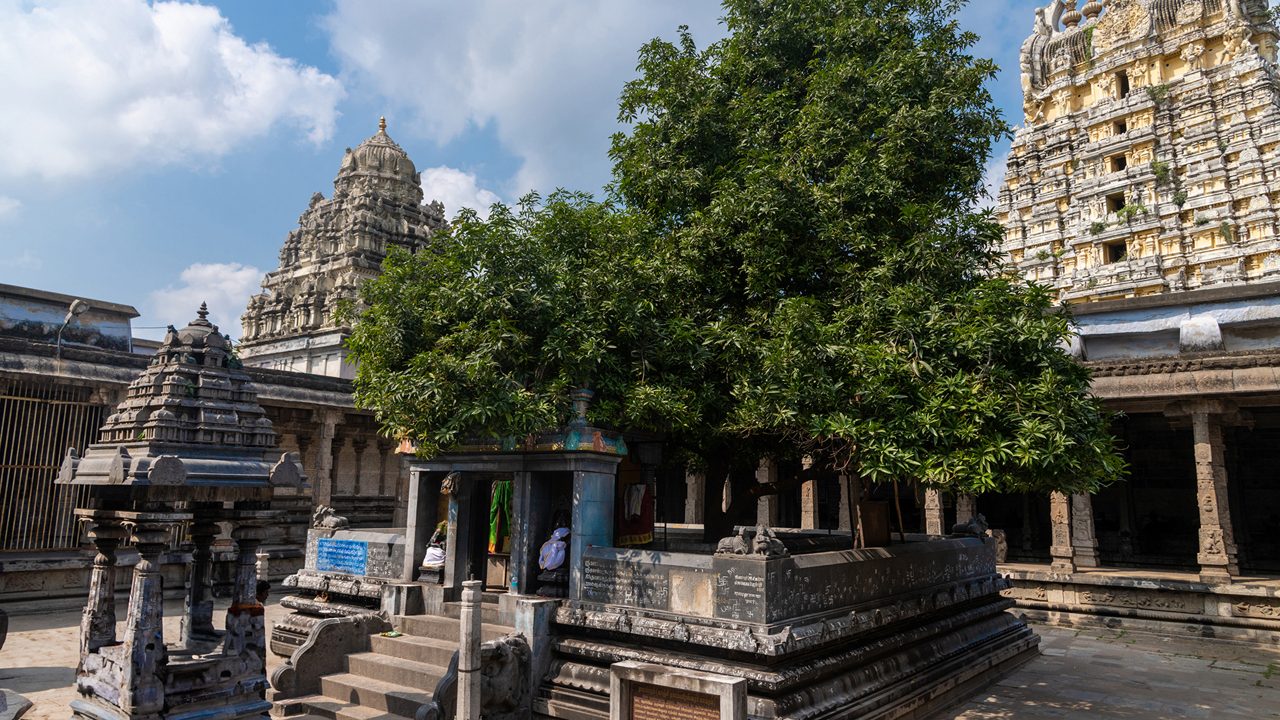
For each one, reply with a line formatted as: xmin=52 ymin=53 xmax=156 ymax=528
xmin=539 ymin=527 xmax=569 ymax=571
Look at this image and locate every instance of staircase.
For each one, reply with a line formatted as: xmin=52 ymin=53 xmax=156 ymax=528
xmin=275 ymin=598 xmax=511 ymax=720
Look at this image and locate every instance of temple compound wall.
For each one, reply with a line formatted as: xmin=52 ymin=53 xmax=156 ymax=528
xmin=0 ymin=285 xmax=407 ymax=606
xmin=983 ymin=0 xmax=1280 ymax=642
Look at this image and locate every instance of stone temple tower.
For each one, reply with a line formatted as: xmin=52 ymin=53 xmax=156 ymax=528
xmin=239 ymin=118 xmax=447 ymax=377
xmin=997 ymin=0 xmax=1280 ymax=302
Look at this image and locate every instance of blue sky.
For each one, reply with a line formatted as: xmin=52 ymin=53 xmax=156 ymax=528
xmin=0 ymin=0 xmax=1037 ymax=340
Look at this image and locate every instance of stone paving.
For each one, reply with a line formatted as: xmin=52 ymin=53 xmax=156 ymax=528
xmin=2 ymin=603 xmax=1279 ymax=720
xmin=0 ymin=597 xmax=292 ymax=720
xmin=933 ymin=624 xmax=1280 ymax=719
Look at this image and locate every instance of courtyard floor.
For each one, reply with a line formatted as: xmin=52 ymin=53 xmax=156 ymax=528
xmin=1 ymin=600 xmax=1278 ymax=719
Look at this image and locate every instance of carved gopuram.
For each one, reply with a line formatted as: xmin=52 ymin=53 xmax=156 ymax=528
xmin=239 ymin=118 xmax=447 ymax=379
xmin=984 ymin=0 xmax=1280 ymax=644
xmin=999 ymin=0 xmax=1280 ymax=300
xmin=58 ymin=305 xmax=307 ymax=720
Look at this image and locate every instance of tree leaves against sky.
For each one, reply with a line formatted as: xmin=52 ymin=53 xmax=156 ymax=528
xmin=346 ymin=0 xmax=1125 ymax=495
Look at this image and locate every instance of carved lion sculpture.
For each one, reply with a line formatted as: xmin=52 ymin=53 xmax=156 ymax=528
xmin=715 ymin=526 xmax=788 ymax=558
xmin=751 ymin=525 xmax=789 ymax=558
xmin=416 ymin=633 xmax=532 ymax=720
xmin=950 ymin=513 xmax=989 ymax=538
xmin=311 ymin=505 xmax=350 ymax=530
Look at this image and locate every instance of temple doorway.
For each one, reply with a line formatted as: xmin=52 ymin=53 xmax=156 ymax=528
xmin=1227 ymin=408 xmax=1280 ymax=575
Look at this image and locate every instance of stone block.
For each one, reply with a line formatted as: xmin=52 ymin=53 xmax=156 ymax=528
xmin=609 ymin=661 xmax=746 ymax=720
xmin=0 ymin=690 xmax=32 ymax=720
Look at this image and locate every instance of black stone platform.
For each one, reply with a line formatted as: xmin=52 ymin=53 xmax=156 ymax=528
xmin=537 ymin=535 xmax=1038 ymax=720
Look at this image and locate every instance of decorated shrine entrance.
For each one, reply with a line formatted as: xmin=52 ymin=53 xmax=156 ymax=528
xmin=403 ymin=408 xmax=661 ymax=609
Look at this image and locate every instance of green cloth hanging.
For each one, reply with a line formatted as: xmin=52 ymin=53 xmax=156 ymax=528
xmin=489 ymin=479 xmax=513 ymax=553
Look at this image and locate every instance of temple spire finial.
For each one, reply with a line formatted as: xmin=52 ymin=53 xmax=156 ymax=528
xmin=197 ymin=302 xmax=209 ymax=321
xmin=379 ymin=116 xmax=387 ymax=133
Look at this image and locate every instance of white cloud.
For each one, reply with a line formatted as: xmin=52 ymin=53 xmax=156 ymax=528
xmin=421 ymin=166 xmax=502 ymax=220
xmin=144 ymin=262 xmax=263 ymax=341
xmin=0 ymin=196 xmax=19 ymax=219
xmin=324 ymin=1 xmax=725 ymax=196
xmin=11 ymin=249 xmax=40 ymax=271
xmin=0 ymin=0 xmax=344 ymax=182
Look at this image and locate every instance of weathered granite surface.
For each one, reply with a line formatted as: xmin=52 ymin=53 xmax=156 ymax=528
xmin=541 ymin=537 xmax=1039 ymax=720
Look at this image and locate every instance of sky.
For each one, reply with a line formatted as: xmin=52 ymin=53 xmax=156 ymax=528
xmin=0 ymin=0 xmax=1038 ymax=341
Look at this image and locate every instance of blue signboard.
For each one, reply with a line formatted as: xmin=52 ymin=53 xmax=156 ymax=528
xmin=316 ymin=538 xmax=369 ymax=576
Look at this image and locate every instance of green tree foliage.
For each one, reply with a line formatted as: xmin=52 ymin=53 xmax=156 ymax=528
xmin=344 ymin=193 xmax=710 ymax=457
xmin=347 ymin=0 xmax=1124 ymax=499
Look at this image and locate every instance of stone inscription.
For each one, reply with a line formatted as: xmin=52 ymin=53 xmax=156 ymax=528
xmin=316 ymin=538 xmax=368 ymax=576
xmin=714 ymin=569 xmax=765 ymax=622
xmin=631 ymin=683 xmax=719 ymax=720
xmin=582 ymin=556 xmax=670 ymax=609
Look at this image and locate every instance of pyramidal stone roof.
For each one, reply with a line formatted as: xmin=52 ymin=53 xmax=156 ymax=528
xmin=58 ymin=304 xmax=305 ymax=501
xmin=238 ymin=118 xmax=448 ymax=373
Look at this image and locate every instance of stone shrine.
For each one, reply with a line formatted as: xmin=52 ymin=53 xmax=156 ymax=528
xmin=58 ymin=305 xmax=306 ymax=720
xmin=239 ymin=118 xmax=448 ymax=378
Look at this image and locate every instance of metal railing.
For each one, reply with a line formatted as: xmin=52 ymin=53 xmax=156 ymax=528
xmin=0 ymin=379 xmax=103 ymax=552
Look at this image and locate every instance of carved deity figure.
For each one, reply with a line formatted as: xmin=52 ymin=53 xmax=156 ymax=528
xmin=1181 ymin=43 xmax=1205 ymax=70
xmin=311 ymin=505 xmax=349 ymax=530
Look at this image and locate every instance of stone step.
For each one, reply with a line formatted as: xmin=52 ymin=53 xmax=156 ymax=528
xmin=276 ymin=694 xmax=414 ymax=720
xmin=442 ymin=601 xmax=500 ymax=624
xmin=395 ymin=614 xmax=511 ymax=643
xmin=535 ymin=686 xmax=611 ymax=720
xmin=319 ymin=672 xmax=435 ymax=718
xmin=370 ymin=633 xmax=459 ymax=667
xmin=345 ymin=652 xmax=448 ymax=690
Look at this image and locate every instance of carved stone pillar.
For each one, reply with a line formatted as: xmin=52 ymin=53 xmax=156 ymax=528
xmin=79 ymin=516 xmax=127 ymax=658
xmin=955 ymin=493 xmax=977 ymax=524
xmin=312 ymin=410 xmax=341 ymax=507
xmin=180 ymin=517 xmax=220 ymax=647
xmin=119 ymin=518 xmax=173 ymax=717
xmin=1070 ymin=493 xmax=1100 ymax=569
xmin=756 ymin=459 xmax=779 ymax=528
xmin=684 ymin=471 xmax=705 ymax=524
xmin=1049 ymin=491 xmax=1075 ymax=572
xmin=353 ymin=438 xmax=373 ymax=495
xmin=334 ymin=435 xmax=359 ymax=497
xmin=800 ymin=477 xmax=819 ymax=529
xmin=1192 ymin=410 xmax=1240 ymax=580
xmin=838 ymin=474 xmax=852 ymax=531
xmin=923 ymin=489 xmax=944 ymax=536
xmin=225 ymin=517 xmax=271 ymax=663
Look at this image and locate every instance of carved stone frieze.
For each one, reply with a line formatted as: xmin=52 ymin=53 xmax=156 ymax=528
xmin=1078 ymin=588 xmax=1200 ymax=613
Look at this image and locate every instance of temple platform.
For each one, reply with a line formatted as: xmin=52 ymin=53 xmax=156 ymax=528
xmin=1001 ymin=562 xmax=1280 ymax=646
